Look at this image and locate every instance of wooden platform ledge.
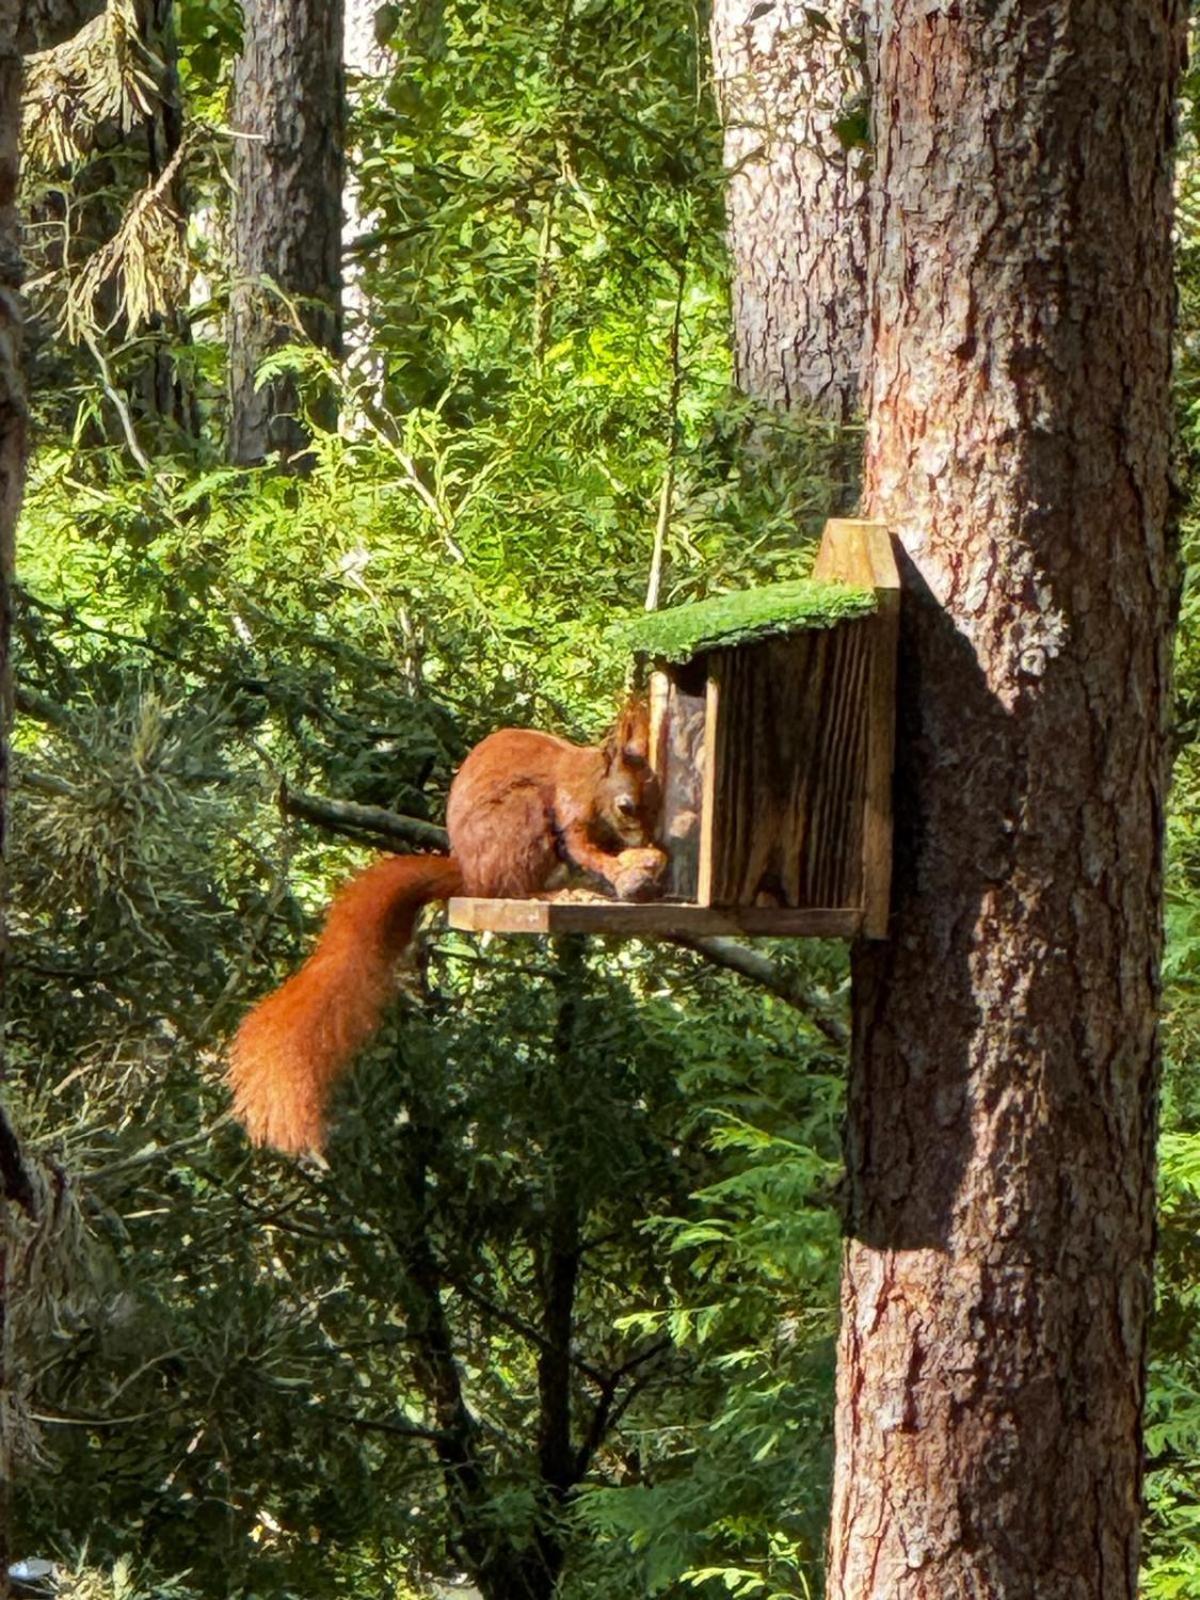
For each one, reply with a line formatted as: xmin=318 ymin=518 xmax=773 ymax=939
xmin=446 ymin=897 xmax=863 ymax=938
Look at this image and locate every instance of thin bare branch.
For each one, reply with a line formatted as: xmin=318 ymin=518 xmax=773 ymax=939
xmin=670 ymin=933 xmax=849 ymax=1047
xmin=279 ymin=786 xmax=448 ymax=852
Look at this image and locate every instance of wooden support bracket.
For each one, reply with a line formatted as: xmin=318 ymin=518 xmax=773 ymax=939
xmin=814 ymin=519 xmax=900 ymax=939
xmin=446 ymin=898 xmax=863 ymax=938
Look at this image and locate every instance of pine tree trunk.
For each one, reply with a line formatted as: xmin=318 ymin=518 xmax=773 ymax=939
xmin=709 ymin=0 xmax=867 ymax=423
xmin=228 ymin=0 xmax=345 ymax=468
xmin=828 ymin=5 xmax=1184 ymax=1597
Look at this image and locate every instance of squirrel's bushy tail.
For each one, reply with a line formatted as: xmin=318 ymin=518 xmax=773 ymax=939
xmin=228 ymin=854 xmax=463 ymax=1154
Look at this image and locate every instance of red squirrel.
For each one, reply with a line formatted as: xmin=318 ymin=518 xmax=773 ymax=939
xmin=227 ymin=700 xmax=665 ymax=1155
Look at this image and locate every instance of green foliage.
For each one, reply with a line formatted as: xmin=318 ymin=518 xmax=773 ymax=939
xmin=577 ymin=1103 xmax=842 ymax=1599
xmin=14 ymin=1 xmax=1200 ymax=1596
xmin=11 ymin=2 xmax=854 ymax=1598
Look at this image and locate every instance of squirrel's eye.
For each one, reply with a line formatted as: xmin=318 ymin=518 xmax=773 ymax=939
xmin=616 ymin=794 xmax=638 ymax=816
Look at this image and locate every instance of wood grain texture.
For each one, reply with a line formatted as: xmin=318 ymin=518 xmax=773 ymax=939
xmin=650 ymin=520 xmax=898 ymax=923
xmin=447 ymin=897 xmax=862 ymax=938
xmin=699 ymin=627 xmax=872 ymax=909
xmin=812 ymin=517 xmax=900 ymax=591
xmin=858 ymin=600 xmax=897 ymax=938
xmin=813 ymin=518 xmax=899 ymax=937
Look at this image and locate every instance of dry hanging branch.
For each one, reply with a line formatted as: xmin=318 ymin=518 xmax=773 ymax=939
xmin=55 ymin=138 xmax=192 ymax=341
xmin=23 ymin=0 xmax=160 ymax=169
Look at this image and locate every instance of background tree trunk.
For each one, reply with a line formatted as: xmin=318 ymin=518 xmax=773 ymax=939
xmin=828 ymin=6 xmax=1184 ymax=1598
xmin=709 ymin=0 xmax=867 ymax=424
xmin=131 ymin=0 xmax=197 ymax=439
xmin=228 ymin=0 xmax=345 ymax=468
xmin=341 ymin=0 xmax=385 ymax=397
xmin=344 ymin=0 xmax=384 ymax=77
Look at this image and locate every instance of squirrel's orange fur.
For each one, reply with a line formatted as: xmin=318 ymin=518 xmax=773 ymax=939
xmin=228 ymin=855 xmax=464 ymax=1155
xmin=228 ymin=701 xmax=664 ymax=1155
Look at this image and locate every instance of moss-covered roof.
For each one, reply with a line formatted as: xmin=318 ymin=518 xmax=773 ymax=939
xmin=615 ymin=578 xmax=877 ymax=664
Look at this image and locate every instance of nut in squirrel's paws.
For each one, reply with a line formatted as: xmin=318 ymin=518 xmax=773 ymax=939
xmin=612 ymin=846 xmax=668 ymax=902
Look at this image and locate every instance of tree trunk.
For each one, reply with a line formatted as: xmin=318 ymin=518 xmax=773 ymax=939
xmin=709 ymin=0 xmax=867 ymax=423
xmin=131 ymin=0 xmax=198 ymax=440
xmin=228 ymin=0 xmax=345 ymax=468
xmin=341 ymin=0 xmax=384 ymax=395
xmin=828 ymin=6 xmax=1184 ymax=1598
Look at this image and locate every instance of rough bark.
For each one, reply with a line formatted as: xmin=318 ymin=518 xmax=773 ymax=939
xmin=709 ymin=0 xmax=867 ymax=423
xmin=828 ymin=5 xmax=1184 ymax=1598
xmin=229 ymin=0 xmax=345 ymax=467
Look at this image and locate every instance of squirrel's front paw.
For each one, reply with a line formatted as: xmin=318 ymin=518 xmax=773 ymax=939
xmin=612 ymin=846 xmax=668 ymax=902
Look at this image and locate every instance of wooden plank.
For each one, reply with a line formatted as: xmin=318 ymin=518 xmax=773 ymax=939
xmin=809 ymin=623 xmax=872 ymax=906
xmin=652 ymin=660 xmax=707 ymax=901
xmin=812 ymin=517 xmax=901 ymax=593
xmin=648 ymin=669 xmax=669 ymax=773
xmin=813 ymin=518 xmax=899 ymax=940
xmin=447 ymin=897 xmax=863 ymax=939
xmin=860 ymin=594 xmax=898 ymax=938
xmin=700 ymin=627 xmax=871 ymax=909
xmin=696 ymin=657 xmax=722 ymax=906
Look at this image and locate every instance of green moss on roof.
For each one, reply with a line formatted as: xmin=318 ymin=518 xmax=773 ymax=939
xmin=615 ymin=578 xmax=878 ymax=664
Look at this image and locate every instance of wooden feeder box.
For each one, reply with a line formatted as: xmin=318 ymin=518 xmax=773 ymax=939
xmin=448 ymin=518 xmax=899 ymax=939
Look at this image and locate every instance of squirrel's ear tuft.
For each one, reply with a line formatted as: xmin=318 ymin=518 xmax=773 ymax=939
xmin=614 ymin=697 xmax=651 ymax=766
